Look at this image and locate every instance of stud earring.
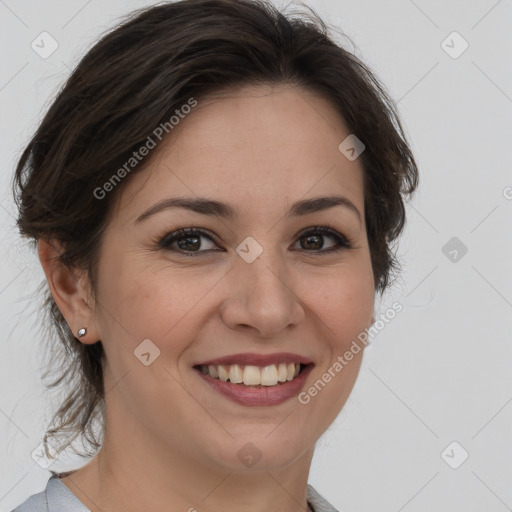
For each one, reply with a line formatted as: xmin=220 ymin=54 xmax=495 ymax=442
xmin=77 ymin=327 xmax=87 ymax=337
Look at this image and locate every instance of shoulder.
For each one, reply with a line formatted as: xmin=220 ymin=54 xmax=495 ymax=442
xmin=10 ymin=474 xmax=90 ymax=512
xmin=307 ymin=484 xmax=340 ymax=512
xmin=9 ymin=485 xmax=47 ymax=512
xmin=12 ymin=477 xmax=334 ymax=512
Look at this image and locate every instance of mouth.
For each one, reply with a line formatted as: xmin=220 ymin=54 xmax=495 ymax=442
xmin=192 ymin=354 xmax=314 ymax=406
xmin=193 ymin=362 xmax=309 ymax=386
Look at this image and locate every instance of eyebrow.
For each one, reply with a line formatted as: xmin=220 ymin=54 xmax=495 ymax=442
xmin=135 ymin=195 xmax=362 ymax=226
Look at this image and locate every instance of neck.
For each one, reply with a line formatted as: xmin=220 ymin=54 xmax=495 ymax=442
xmin=60 ymin=401 xmax=315 ymax=512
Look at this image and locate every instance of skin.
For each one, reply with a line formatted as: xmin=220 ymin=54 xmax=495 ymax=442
xmin=38 ymin=83 xmax=376 ymax=512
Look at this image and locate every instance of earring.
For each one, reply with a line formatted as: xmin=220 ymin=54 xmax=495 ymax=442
xmin=77 ymin=327 xmax=87 ymax=337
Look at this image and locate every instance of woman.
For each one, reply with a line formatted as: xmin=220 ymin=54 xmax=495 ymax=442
xmin=10 ymin=0 xmax=418 ymax=510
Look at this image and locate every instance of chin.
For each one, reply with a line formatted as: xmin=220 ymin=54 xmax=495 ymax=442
xmin=200 ymin=425 xmax=315 ymax=472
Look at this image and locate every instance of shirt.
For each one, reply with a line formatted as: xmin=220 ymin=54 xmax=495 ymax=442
xmin=10 ymin=474 xmax=339 ymax=512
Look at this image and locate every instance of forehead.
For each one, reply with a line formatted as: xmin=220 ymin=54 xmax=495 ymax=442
xmin=114 ymin=83 xmax=365 ymax=224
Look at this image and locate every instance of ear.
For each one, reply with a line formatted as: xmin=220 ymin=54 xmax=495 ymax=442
xmin=37 ymin=238 xmax=99 ymax=344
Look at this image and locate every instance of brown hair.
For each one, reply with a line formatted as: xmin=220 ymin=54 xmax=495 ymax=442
xmin=12 ymin=0 xmax=418 ymax=459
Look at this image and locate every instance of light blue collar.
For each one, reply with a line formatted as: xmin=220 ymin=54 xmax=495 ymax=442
xmin=45 ymin=476 xmax=90 ymax=512
xmin=46 ymin=476 xmax=338 ymax=512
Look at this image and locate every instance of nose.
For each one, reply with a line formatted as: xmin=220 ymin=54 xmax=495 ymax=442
xmin=219 ymin=249 xmax=306 ymax=339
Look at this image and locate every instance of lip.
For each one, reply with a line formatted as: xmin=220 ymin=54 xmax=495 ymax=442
xmin=194 ymin=352 xmax=313 ymax=367
xmin=194 ymin=363 xmax=314 ymax=407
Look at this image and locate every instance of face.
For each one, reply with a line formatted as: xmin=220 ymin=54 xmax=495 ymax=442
xmin=89 ymin=83 xmax=375 ymax=471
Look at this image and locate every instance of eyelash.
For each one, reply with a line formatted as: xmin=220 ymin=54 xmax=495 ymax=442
xmin=157 ymin=225 xmax=353 ymax=257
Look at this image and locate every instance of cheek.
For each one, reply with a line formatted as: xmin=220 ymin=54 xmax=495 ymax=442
xmin=304 ymin=262 xmax=374 ymax=343
xmin=94 ymin=255 xmax=217 ymax=359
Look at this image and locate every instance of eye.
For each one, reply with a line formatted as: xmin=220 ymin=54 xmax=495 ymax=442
xmin=158 ymin=225 xmax=352 ymax=257
xmin=292 ymin=226 xmax=352 ymax=254
xmin=158 ymin=228 xmax=220 ymax=255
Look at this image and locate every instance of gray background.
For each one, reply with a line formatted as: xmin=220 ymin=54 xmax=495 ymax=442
xmin=1 ymin=0 xmax=511 ymax=511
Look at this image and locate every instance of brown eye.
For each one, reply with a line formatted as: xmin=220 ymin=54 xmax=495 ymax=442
xmin=158 ymin=225 xmax=352 ymax=257
xmin=159 ymin=228 xmax=219 ymax=255
xmin=300 ymin=233 xmax=324 ymax=250
xmin=294 ymin=227 xmax=352 ymax=253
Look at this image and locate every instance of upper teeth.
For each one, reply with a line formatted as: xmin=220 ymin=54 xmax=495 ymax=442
xmin=199 ymin=363 xmax=301 ymax=386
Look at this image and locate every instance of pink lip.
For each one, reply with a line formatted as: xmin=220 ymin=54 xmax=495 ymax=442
xmin=195 ymin=352 xmax=313 ymax=367
xmin=194 ymin=364 xmax=314 ymax=406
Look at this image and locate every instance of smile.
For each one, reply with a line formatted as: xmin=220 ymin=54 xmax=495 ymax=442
xmin=196 ymin=362 xmax=303 ymax=386
xmin=193 ymin=353 xmax=314 ymax=406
